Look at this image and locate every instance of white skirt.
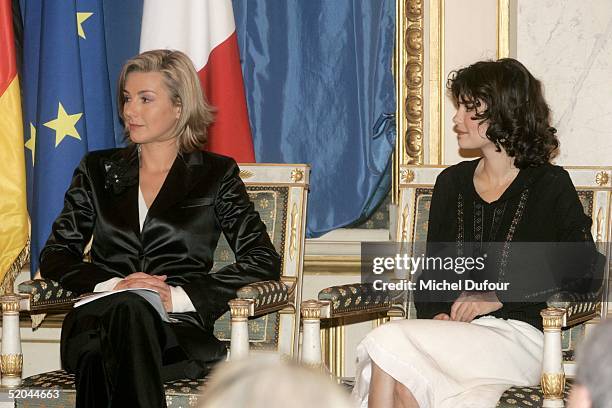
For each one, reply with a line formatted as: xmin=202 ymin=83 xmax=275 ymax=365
xmin=351 ymin=316 xmax=544 ymax=408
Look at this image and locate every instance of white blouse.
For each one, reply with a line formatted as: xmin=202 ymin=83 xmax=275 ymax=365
xmin=93 ymin=186 xmax=196 ymax=314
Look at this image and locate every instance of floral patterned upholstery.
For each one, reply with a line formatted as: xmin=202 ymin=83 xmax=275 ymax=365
xmin=496 ymin=380 xmax=573 ymax=407
xmin=547 ymin=291 xmax=600 ymax=321
xmin=18 ymin=279 xmax=76 ymax=312
xmin=318 ymin=284 xmax=393 ymax=314
xmin=15 ymin=370 xmax=210 ymax=408
xmin=237 ymin=280 xmax=289 ymax=310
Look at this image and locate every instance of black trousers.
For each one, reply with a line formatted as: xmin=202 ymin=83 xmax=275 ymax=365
xmin=61 ymin=292 xmax=227 ymax=408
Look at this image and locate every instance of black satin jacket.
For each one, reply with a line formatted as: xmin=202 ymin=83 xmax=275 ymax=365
xmin=40 ymin=146 xmax=281 ymax=328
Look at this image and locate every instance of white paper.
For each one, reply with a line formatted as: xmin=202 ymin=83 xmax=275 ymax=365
xmin=74 ymin=288 xmax=176 ymax=323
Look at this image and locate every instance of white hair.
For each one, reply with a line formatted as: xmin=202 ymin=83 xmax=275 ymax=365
xmin=575 ymin=318 xmax=612 ymax=408
xmin=199 ymin=357 xmax=352 ymax=408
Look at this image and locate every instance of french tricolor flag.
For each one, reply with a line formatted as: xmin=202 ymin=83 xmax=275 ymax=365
xmin=140 ymin=0 xmax=255 ymax=162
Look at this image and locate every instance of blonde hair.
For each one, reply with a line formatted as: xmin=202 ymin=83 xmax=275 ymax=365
xmin=199 ymin=358 xmax=352 ymax=408
xmin=117 ymin=49 xmax=214 ymax=152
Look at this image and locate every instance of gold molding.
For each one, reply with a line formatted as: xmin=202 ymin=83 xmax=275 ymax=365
xmin=323 ymin=324 xmax=345 ymax=379
xmin=400 ymin=168 xmax=415 ymax=183
xmin=400 ymin=204 xmax=409 ymax=243
xmin=497 ymin=0 xmax=510 ymax=59
xmin=291 ymin=168 xmax=304 ymax=183
xmin=429 ymin=0 xmax=444 ymax=165
xmin=301 ymin=300 xmax=322 ymax=320
xmin=303 ymin=255 xmax=361 ymax=275
xmin=541 ymin=307 xmax=565 ymax=331
xmin=239 ymin=169 xmax=254 ymax=179
xmin=289 ymin=203 xmax=298 ymax=261
xmin=595 ymin=171 xmax=610 ymax=186
xmin=541 ymin=372 xmax=565 ymax=400
xmin=595 ymin=207 xmax=603 ymax=242
xmin=393 ymin=0 xmax=406 ymax=203
xmin=0 ymin=295 xmax=20 ymax=314
xmin=394 ymin=0 xmax=425 ymax=202
xmin=228 ymin=299 xmax=250 ymax=321
xmin=405 ymin=0 xmax=425 ymax=166
xmin=0 ymin=354 xmax=23 ymax=377
xmin=374 ymin=316 xmax=391 ymax=328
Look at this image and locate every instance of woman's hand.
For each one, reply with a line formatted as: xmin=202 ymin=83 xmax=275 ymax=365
xmin=433 ymin=313 xmax=451 ymax=320
xmin=113 ymin=272 xmax=173 ymax=312
xmin=450 ymin=291 xmax=502 ymax=323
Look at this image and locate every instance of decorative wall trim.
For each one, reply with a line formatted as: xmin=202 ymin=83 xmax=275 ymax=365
xmin=303 ymin=256 xmax=361 ymax=275
xmin=428 ymin=0 xmax=444 ymax=165
xmin=497 ymin=0 xmax=510 ymax=58
xmin=394 ymin=0 xmax=425 ymax=202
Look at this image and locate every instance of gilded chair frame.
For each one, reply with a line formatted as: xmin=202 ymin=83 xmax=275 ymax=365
xmin=302 ymin=164 xmax=611 ymax=407
xmin=0 ymin=163 xmax=310 ymax=406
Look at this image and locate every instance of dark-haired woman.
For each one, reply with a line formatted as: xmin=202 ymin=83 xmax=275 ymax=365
xmin=353 ymin=58 xmax=599 ymax=408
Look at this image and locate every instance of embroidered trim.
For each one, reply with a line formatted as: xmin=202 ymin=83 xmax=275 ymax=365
xmin=489 ymin=201 xmax=507 ymax=242
xmin=456 ymin=194 xmax=464 ymax=256
xmin=498 ymin=189 xmax=529 ymax=282
xmin=474 ymin=201 xmax=483 ymax=244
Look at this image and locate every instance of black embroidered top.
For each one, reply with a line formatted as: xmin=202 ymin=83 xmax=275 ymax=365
xmin=415 ymin=158 xmax=599 ymax=330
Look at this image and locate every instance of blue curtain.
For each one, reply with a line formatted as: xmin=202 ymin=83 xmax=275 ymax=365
xmin=233 ymin=0 xmax=396 ymax=237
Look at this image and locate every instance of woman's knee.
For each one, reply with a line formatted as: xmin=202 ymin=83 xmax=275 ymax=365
xmin=393 ymin=380 xmax=419 ymax=408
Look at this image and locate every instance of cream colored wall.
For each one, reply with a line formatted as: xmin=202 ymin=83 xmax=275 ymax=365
xmin=516 ymin=0 xmax=612 ymax=166
xmin=428 ymin=0 xmax=611 ymax=167
xmin=442 ymin=0 xmax=497 ymax=165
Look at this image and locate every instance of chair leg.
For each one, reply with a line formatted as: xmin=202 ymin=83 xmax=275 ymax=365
xmin=0 ymin=294 xmax=22 ymax=387
xmin=300 ymin=300 xmax=322 ymax=368
xmin=229 ymin=299 xmax=250 ymax=360
xmin=541 ymin=307 xmax=566 ymax=408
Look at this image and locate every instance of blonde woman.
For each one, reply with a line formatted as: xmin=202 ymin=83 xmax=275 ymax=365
xmin=40 ymin=49 xmax=280 ymax=408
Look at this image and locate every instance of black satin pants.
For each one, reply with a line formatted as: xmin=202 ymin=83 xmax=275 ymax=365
xmin=60 ymin=292 xmax=227 ymax=408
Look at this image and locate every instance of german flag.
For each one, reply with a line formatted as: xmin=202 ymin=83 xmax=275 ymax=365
xmin=0 ymin=0 xmax=28 ymax=293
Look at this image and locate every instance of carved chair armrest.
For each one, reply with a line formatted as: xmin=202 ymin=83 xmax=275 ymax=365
xmin=228 ymin=280 xmax=289 ymax=360
xmin=236 ymin=280 xmax=289 ymax=316
xmin=317 ymin=283 xmax=395 ymax=319
xmin=546 ymin=291 xmax=600 ymax=327
xmin=17 ymin=279 xmax=79 ymax=313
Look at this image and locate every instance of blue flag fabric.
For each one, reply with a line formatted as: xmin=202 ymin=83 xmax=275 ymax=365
xmin=233 ymin=0 xmax=396 ymax=237
xmin=21 ymin=0 xmax=116 ymax=274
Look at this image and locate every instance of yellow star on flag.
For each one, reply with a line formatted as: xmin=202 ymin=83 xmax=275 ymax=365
xmin=25 ymin=123 xmax=36 ymax=165
xmin=76 ymin=12 xmax=93 ymax=39
xmin=43 ymin=102 xmax=83 ymax=147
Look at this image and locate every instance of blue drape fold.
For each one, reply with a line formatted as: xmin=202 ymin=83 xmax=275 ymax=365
xmin=233 ymin=0 xmax=396 ymax=237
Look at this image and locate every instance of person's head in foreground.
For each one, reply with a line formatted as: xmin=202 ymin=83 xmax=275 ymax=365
xmin=447 ymin=57 xmax=559 ymax=168
xmin=199 ymin=357 xmax=352 ymax=408
xmin=568 ymin=318 xmax=612 ymax=408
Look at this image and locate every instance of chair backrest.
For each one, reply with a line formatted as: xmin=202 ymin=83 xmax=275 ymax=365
xmin=557 ymin=167 xmax=611 ymax=356
xmin=394 ymin=165 xmax=445 ymax=318
xmin=394 ymin=165 xmax=611 ymax=324
xmin=212 ymin=164 xmax=310 ymax=359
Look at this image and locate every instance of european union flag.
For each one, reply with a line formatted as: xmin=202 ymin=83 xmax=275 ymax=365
xmin=21 ymin=0 xmax=116 ymax=274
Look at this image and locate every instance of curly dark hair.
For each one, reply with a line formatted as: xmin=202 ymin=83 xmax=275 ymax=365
xmin=447 ymin=58 xmax=559 ymax=168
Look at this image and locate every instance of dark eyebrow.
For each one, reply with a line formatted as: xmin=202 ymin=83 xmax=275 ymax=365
xmin=122 ymin=89 xmax=158 ymax=95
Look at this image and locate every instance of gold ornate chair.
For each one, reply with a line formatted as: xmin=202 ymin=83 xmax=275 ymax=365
xmin=300 ymin=164 xmax=610 ymax=408
xmin=0 ymin=163 xmax=310 ymax=407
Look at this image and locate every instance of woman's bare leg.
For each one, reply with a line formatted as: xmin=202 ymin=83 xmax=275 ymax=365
xmin=368 ymin=361 xmax=419 ymax=408
xmin=393 ymin=381 xmax=420 ymax=408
